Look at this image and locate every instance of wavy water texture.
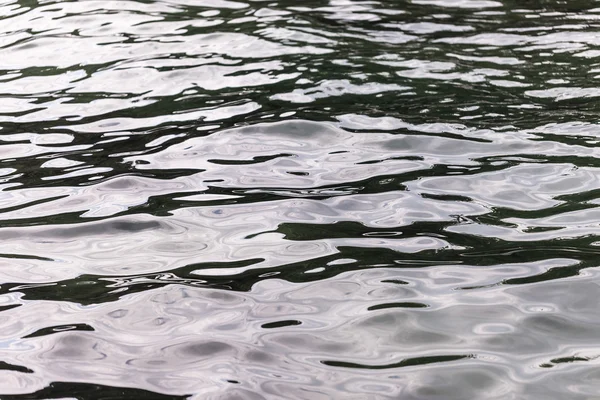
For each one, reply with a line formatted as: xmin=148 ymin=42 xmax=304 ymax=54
xmin=0 ymin=0 xmax=599 ymax=398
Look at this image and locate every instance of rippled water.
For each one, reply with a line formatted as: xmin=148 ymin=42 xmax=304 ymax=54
xmin=1 ymin=0 xmax=600 ymax=398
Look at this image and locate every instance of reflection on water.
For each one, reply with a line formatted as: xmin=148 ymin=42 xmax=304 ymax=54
xmin=0 ymin=0 xmax=600 ymax=398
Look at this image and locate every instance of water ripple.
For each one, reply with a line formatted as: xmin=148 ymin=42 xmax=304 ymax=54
xmin=0 ymin=0 xmax=599 ymax=398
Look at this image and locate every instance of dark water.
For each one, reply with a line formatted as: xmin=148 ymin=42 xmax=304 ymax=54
xmin=1 ymin=0 xmax=600 ymax=398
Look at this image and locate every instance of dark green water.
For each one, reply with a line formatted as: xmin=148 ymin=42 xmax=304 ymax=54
xmin=0 ymin=0 xmax=600 ymax=398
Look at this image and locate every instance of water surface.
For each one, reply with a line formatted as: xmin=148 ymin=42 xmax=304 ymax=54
xmin=0 ymin=0 xmax=600 ymax=398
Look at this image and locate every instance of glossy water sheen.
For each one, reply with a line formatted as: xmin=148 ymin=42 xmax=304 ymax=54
xmin=0 ymin=0 xmax=599 ymax=398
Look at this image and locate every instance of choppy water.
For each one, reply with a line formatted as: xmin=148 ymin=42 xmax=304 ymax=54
xmin=1 ymin=0 xmax=600 ymax=398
